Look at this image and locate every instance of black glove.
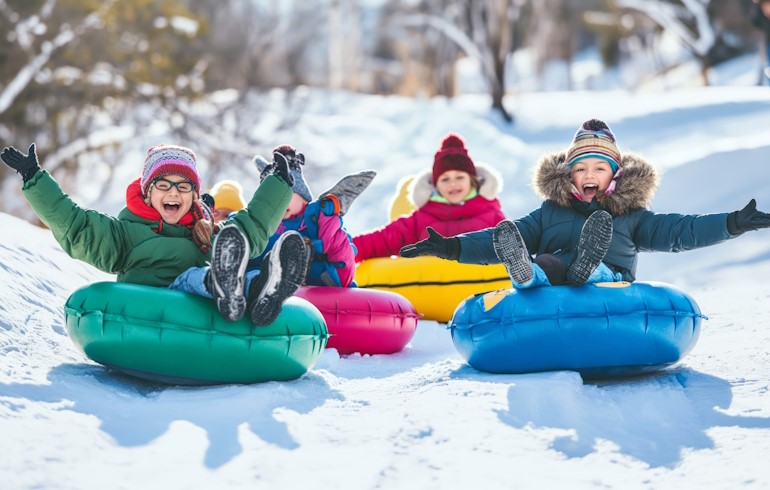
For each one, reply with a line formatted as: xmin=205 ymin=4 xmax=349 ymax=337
xmin=400 ymin=227 xmax=460 ymax=260
xmin=269 ymin=151 xmax=294 ymax=187
xmin=1 ymin=144 xmax=41 ymax=182
xmin=201 ymin=193 xmax=215 ymax=209
xmin=727 ymin=199 xmax=770 ymax=235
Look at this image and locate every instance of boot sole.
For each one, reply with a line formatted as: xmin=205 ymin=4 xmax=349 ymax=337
xmin=567 ymin=211 xmax=613 ymax=285
xmin=211 ymin=226 xmax=249 ymax=321
xmin=249 ymin=232 xmax=308 ymax=326
xmin=321 ymin=170 xmax=377 ymax=216
xmin=493 ymin=220 xmax=534 ymax=286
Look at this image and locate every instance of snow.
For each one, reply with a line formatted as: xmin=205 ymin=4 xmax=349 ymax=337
xmin=3 ymin=66 xmax=770 ymax=488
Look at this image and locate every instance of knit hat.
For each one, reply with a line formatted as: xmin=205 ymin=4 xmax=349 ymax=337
xmin=253 ymin=144 xmax=313 ymax=203
xmin=140 ymin=144 xmax=201 ymax=197
xmin=209 ymin=180 xmax=246 ymax=211
xmin=432 ymin=133 xmax=477 ymax=184
xmin=565 ymin=119 xmax=621 ymax=173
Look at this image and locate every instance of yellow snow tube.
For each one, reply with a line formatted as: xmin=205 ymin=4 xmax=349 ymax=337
xmin=355 ymin=256 xmax=510 ymax=323
xmin=388 ymin=176 xmax=417 ymax=221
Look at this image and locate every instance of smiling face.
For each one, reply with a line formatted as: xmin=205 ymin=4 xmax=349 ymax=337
xmin=147 ymin=175 xmax=195 ymax=224
xmin=570 ymin=158 xmax=615 ymax=202
xmin=435 ymin=170 xmax=474 ymax=204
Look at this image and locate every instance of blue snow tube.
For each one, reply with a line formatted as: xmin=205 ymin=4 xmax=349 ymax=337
xmin=449 ymin=281 xmax=705 ymax=379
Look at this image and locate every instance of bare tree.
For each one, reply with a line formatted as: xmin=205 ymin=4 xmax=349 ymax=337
xmin=615 ymin=0 xmax=719 ymax=85
xmin=0 ymin=0 xmax=209 ymax=215
xmin=385 ymin=0 xmax=526 ymax=122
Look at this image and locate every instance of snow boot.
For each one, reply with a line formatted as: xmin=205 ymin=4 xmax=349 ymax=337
xmin=566 ymin=210 xmax=614 ymax=285
xmin=319 ymin=170 xmax=377 ymax=216
xmin=493 ymin=219 xmax=534 ymax=287
xmin=247 ymin=231 xmax=309 ymax=326
xmin=209 ymin=224 xmax=250 ymax=321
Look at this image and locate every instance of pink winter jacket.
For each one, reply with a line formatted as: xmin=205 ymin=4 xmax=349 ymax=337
xmin=353 ymin=162 xmax=506 ymax=262
xmin=314 ymin=212 xmax=356 ymax=286
xmin=252 ymin=201 xmax=356 ymax=287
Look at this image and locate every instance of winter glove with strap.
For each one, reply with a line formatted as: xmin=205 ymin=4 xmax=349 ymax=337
xmin=727 ymin=199 xmax=770 ymax=235
xmin=1 ymin=144 xmax=41 ymax=183
xmin=400 ymin=227 xmax=460 ymax=260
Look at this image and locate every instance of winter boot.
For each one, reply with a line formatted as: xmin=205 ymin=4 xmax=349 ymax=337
xmin=246 ymin=231 xmax=309 ymax=326
xmin=566 ymin=210 xmax=614 ymax=285
xmin=493 ymin=219 xmax=534 ymax=287
xmin=209 ymin=224 xmax=250 ymax=321
xmin=319 ymin=170 xmax=377 ymax=216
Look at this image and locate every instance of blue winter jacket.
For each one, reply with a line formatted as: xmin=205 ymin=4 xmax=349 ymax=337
xmin=247 ymin=199 xmax=356 ymax=287
xmin=457 ymin=152 xmax=733 ymax=282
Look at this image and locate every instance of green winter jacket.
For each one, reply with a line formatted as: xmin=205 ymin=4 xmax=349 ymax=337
xmin=22 ymin=170 xmax=292 ymax=287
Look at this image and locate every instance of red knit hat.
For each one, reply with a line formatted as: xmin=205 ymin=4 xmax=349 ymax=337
xmin=432 ymin=133 xmax=476 ymax=184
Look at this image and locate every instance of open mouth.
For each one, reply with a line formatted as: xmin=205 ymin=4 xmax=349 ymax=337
xmin=163 ymin=202 xmax=181 ymax=213
xmin=582 ymin=184 xmax=599 ymax=198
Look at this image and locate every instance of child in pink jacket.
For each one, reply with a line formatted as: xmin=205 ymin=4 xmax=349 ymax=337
xmin=353 ymin=133 xmax=506 ymax=262
xmin=250 ymin=144 xmax=375 ymax=287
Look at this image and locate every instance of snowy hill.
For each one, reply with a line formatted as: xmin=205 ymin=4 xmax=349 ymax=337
xmin=2 ymin=84 xmax=770 ymax=489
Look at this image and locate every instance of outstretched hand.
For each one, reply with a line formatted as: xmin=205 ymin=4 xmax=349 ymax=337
xmin=727 ymin=199 xmax=770 ymax=235
xmin=269 ymin=151 xmax=294 ymax=187
xmin=1 ymin=143 xmax=40 ymax=182
xmin=399 ymin=227 xmax=460 ymax=260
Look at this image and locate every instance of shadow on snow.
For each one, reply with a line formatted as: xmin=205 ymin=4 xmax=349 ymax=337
xmin=0 ymin=362 xmax=343 ymax=469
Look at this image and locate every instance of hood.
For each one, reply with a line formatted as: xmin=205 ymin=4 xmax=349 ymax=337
xmin=532 ymin=151 xmax=659 ymax=215
xmin=409 ymin=161 xmax=503 ymax=207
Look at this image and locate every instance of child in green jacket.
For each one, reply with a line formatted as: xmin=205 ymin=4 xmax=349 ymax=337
xmin=1 ymin=143 xmax=308 ymax=326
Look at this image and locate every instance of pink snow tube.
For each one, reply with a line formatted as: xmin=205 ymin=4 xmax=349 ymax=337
xmin=295 ymin=286 xmax=420 ymax=355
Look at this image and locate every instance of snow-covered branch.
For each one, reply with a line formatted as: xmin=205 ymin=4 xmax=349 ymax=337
xmin=42 ymin=125 xmax=137 ymax=174
xmin=616 ymin=0 xmax=714 ymax=56
xmin=0 ymin=0 xmax=116 ymax=116
xmin=395 ymin=13 xmax=484 ymax=63
xmin=394 ymin=12 xmax=501 ymax=92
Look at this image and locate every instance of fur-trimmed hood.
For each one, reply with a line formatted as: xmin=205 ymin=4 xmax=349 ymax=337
xmin=409 ymin=162 xmax=503 ymax=207
xmin=533 ymin=151 xmax=659 ymax=215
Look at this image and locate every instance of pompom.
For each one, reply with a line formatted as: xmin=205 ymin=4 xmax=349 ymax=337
xmin=441 ymin=134 xmax=466 ymax=150
xmin=273 ymin=144 xmax=305 ymax=167
xmin=274 ymin=144 xmax=297 ymax=157
xmin=582 ymin=119 xmax=609 ymax=132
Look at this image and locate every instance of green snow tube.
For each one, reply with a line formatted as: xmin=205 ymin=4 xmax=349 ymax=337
xmin=64 ymin=282 xmax=328 ymax=385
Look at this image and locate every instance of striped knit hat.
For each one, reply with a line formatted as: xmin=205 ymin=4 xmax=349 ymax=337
xmin=140 ymin=144 xmax=201 ymax=197
xmin=566 ymin=119 xmax=621 ymax=173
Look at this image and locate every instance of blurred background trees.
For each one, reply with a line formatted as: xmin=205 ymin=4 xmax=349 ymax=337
xmin=0 ymin=0 xmax=761 ymax=216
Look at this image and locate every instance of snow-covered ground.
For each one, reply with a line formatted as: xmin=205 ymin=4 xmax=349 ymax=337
xmin=3 ymin=73 xmax=770 ymax=487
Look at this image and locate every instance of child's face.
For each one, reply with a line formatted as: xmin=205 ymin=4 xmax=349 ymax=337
xmin=435 ymin=170 xmax=473 ymax=204
xmin=213 ymin=208 xmax=233 ymax=221
xmin=284 ymin=193 xmax=308 ymax=219
xmin=147 ymin=175 xmax=195 ymax=224
xmin=570 ymin=158 xmax=615 ymax=202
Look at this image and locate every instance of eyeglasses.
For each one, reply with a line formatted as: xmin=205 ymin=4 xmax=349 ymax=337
xmin=152 ymin=178 xmax=194 ymax=193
